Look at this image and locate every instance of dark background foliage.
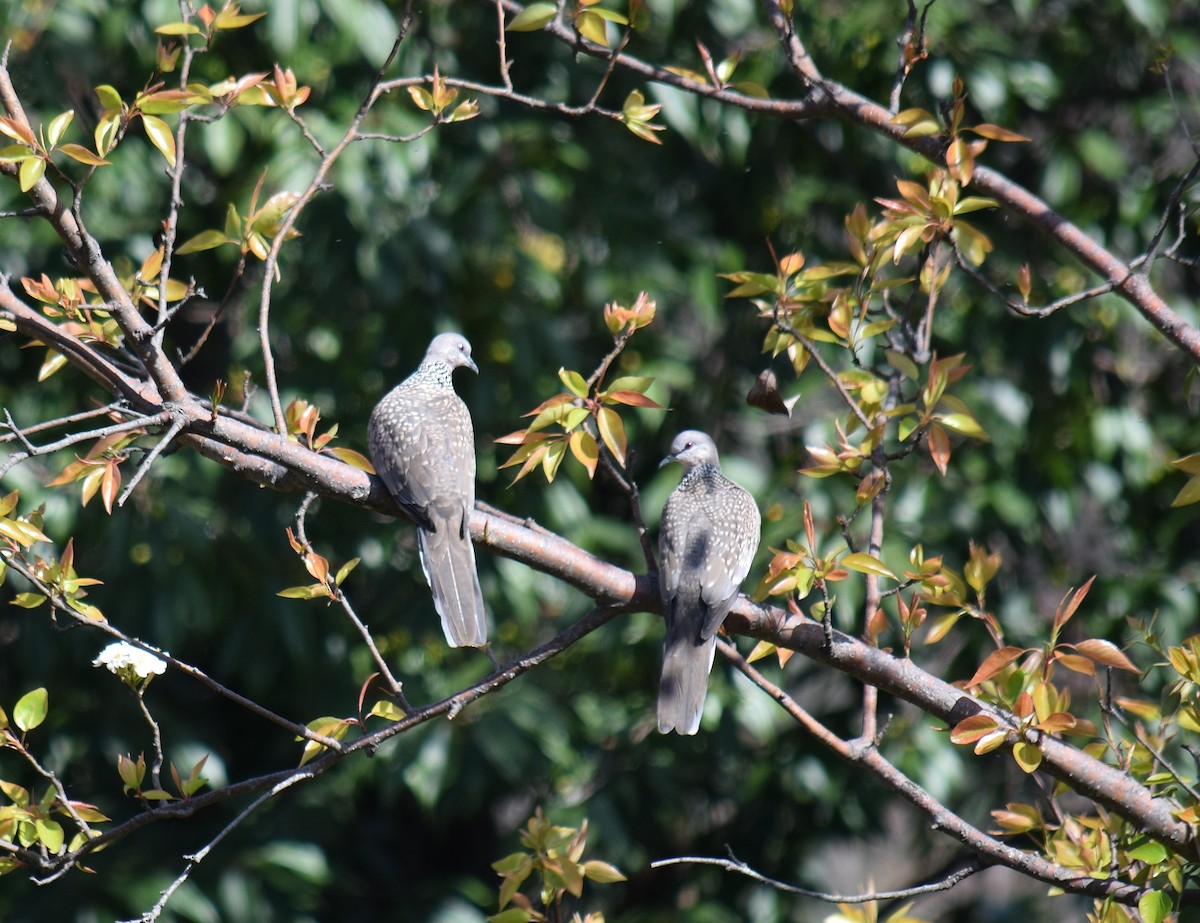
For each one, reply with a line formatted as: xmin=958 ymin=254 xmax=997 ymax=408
xmin=2 ymin=0 xmax=1199 ymax=920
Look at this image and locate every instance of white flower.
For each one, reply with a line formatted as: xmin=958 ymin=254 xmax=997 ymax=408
xmin=93 ymin=641 xmax=168 ymax=681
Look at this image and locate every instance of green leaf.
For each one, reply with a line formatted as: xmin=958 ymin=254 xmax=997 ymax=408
xmin=94 ymin=112 xmax=120 ymax=157
xmin=1171 ymin=473 xmax=1200 ymax=507
xmin=327 ymin=446 xmax=376 ymax=472
xmin=561 ymin=406 xmax=590 ymax=431
xmin=447 ymin=100 xmax=479 ymax=123
xmin=214 ymin=8 xmax=266 ymax=29
xmin=1127 ymin=840 xmax=1170 ymax=864
xmin=558 ymin=367 xmax=589 ymax=398
xmin=142 ymin=114 xmax=176 ymax=168
xmin=330 ymin=558 xmax=358 ymax=586
xmin=487 ymin=910 xmax=536 ymax=923
xmin=607 ymin=375 xmax=655 ymax=393
xmin=953 ymin=196 xmax=999 ymax=215
xmin=10 ymin=592 xmax=46 ymax=609
xmin=0 ymin=781 xmax=30 ymax=807
xmin=582 ymin=859 xmax=626 ymax=882
xmin=507 ymin=3 xmax=557 ymax=31
xmin=277 ymin=584 xmax=327 ymax=599
xmin=94 ymin=84 xmax=124 ymax=110
xmin=137 ymin=90 xmax=206 ymax=115
xmin=576 ymin=9 xmax=610 ymax=44
xmin=176 ymin=229 xmax=236 ymax=254
xmin=596 ymin=406 xmax=627 ymax=465
xmin=408 ymin=86 xmax=435 ymax=112
xmin=117 ymin=753 xmax=145 ymax=791
xmin=155 ymin=21 xmax=202 ymax=35
xmin=936 ymin=412 xmax=989 ymax=441
xmin=1012 ymin=741 xmax=1042 ymax=773
xmin=568 ymin=430 xmax=599 ymax=478
xmin=18 ymin=156 xmax=45 ymax=192
xmin=13 ymin=687 xmax=48 ymax=732
xmin=46 ymin=110 xmax=74 ymax=148
xmin=1138 ymin=890 xmax=1171 ymax=923
xmin=56 ymin=143 xmax=110 ymax=166
xmin=953 ymin=221 xmax=993 ymax=266
xmin=34 ymin=818 xmax=64 ymax=854
xmin=588 ymin=7 xmax=629 ymax=23
xmin=949 ymin=713 xmax=998 ymax=744
xmin=368 ymin=699 xmax=406 ymax=721
xmin=541 ymin=438 xmax=567 ymax=482
xmin=841 ymin=552 xmax=896 ymax=580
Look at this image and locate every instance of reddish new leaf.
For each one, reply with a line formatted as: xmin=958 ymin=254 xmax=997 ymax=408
xmin=949 ymin=713 xmax=999 ymax=744
xmin=965 ymin=645 xmax=1028 ymax=687
xmin=1071 ymin=638 xmax=1140 ymax=674
xmin=1052 ymin=575 xmax=1095 ymax=632
xmin=927 ymin=422 xmax=950 ymax=475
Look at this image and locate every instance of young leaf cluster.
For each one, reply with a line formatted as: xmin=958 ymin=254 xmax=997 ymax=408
xmin=489 ymin=808 xmax=626 ymax=923
xmin=498 ymin=294 xmax=663 ymax=484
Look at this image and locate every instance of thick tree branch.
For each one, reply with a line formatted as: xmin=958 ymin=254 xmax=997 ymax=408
xmin=3 ymin=287 xmax=1182 ymax=862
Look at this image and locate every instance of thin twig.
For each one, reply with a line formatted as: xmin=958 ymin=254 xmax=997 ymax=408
xmin=1106 ymin=695 xmax=1200 ymax=804
xmin=888 ymin=0 xmax=934 ymax=114
xmin=3 ymin=556 xmax=344 ymax=750
xmin=151 ymin=36 xmax=199 ymax=351
xmin=952 ymin=246 xmax=1114 ymax=318
xmin=117 ymin=413 xmax=186 ymax=507
xmin=26 ymin=604 xmax=626 ymax=884
xmin=292 ymin=492 xmax=412 ymax=707
xmin=0 ymin=402 xmax=130 ymax=443
xmin=652 ymin=850 xmax=985 ymax=903
xmin=773 ymin=315 xmax=873 ymax=430
xmin=1132 ymin=158 xmax=1200 ymax=274
xmin=495 ymin=0 xmax=514 ymax=91
xmin=0 ymin=411 xmax=164 ymax=480
xmin=8 ymin=739 xmax=95 ymax=842
xmin=134 ymin=687 xmax=167 ymax=793
xmin=256 ymin=2 xmax=417 ymax=436
xmin=375 ymin=74 xmax=626 ymax=122
xmin=122 ymin=771 xmax=314 ymax=923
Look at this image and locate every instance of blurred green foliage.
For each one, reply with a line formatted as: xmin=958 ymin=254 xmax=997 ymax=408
xmin=2 ymin=0 xmax=1199 ymax=920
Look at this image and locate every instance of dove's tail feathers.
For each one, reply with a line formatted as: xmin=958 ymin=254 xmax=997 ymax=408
xmin=418 ymin=525 xmax=488 ymax=648
xmin=657 ymin=625 xmax=717 ymax=735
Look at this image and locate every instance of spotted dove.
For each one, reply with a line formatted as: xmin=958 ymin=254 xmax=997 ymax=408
xmin=368 ymin=333 xmax=488 ymax=648
xmin=657 ymin=430 xmax=761 ymax=734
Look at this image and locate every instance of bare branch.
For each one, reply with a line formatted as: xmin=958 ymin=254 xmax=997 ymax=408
xmin=116 ymin=411 xmax=186 ymax=507
xmin=952 ymin=245 xmax=1115 ymax=318
xmin=652 ymin=850 xmax=986 ymax=903
xmin=889 ymin=0 xmax=934 ymax=113
xmin=291 ymin=492 xmax=412 ymax=707
xmin=120 ymin=771 xmax=314 ymax=923
xmin=0 ymin=409 xmax=166 ymax=480
xmin=253 ymin=2 xmax=417 ymax=436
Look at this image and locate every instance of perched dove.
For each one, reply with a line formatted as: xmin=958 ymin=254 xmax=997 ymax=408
xmin=368 ymin=332 xmax=488 ymax=648
xmin=657 ymin=430 xmax=761 ymax=734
